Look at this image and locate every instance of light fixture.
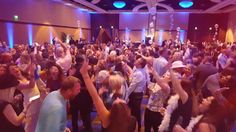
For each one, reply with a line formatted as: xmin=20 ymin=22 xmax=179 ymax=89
xmin=209 ymin=27 xmax=212 ymax=30
xmin=64 ymin=3 xmax=72 ymax=6
xmin=113 ymin=1 xmax=126 ymax=9
xmin=111 ymin=26 xmax=114 ymax=29
xmin=179 ymin=0 xmax=193 ymax=8
xmin=194 ymin=27 xmax=198 ymax=30
xmin=99 ymin=26 xmax=102 ymax=29
xmin=13 ymin=15 xmax=19 ymax=21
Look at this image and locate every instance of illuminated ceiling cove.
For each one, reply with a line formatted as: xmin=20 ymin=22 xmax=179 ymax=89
xmin=58 ymin=0 xmax=236 ymax=13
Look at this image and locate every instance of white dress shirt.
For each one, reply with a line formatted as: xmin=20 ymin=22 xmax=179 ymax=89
xmin=127 ymin=68 xmax=148 ymax=96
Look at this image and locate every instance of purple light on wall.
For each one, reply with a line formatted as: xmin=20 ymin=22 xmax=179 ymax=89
xmin=158 ymin=30 xmax=164 ymax=44
xmin=6 ymin=22 xmax=14 ymax=48
xmin=180 ymin=30 xmax=185 ymax=43
xmin=27 ymin=24 xmax=33 ymax=45
xmin=142 ymin=28 xmax=146 ymax=42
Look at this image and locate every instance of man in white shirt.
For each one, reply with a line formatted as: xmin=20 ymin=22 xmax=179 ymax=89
xmin=216 ymin=46 xmax=230 ymax=71
xmin=127 ymin=57 xmax=148 ymax=132
xmin=54 ymin=38 xmax=72 ymax=74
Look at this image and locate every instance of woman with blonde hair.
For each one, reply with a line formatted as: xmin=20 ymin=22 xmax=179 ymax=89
xmin=80 ymin=60 xmax=137 ymax=132
xmin=109 ymin=73 xmax=127 ymax=100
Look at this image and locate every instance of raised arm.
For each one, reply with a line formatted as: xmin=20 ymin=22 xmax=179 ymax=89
xmin=17 ymin=63 xmax=36 ymax=90
xmin=135 ymin=52 xmax=154 ymax=65
xmin=80 ymin=60 xmax=110 ymax=128
xmin=122 ymin=61 xmax=133 ymax=77
xmin=170 ymin=69 xmax=188 ymax=104
xmin=191 ymin=89 xmax=200 ymax=116
xmin=151 ymin=68 xmax=170 ymax=94
xmin=55 ymin=37 xmax=68 ymax=52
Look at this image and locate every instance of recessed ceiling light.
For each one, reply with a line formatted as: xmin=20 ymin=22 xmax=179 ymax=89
xmin=179 ymin=0 xmax=193 ymax=8
xmin=113 ymin=1 xmax=126 ymax=9
xmin=65 ymin=3 xmax=72 ymax=6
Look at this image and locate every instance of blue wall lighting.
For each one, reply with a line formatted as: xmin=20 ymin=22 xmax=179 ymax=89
xmin=180 ymin=30 xmax=185 ymax=43
xmin=6 ymin=22 xmax=14 ymax=48
xmin=179 ymin=0 xmax=193 ymax=8
xmin=158 ymin=30 xmax=164 ymax=44
xmin=113 ymin=1 xmax=126 ymax=9
xmin=142 ymin=28 xmax=146 ymax=42
xmin=27 ymin=24 xmax=33 ymax=45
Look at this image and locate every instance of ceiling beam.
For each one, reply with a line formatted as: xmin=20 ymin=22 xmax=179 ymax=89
xmin=156 ymin=3 xmax=174 ymax=12
xmin=133 ymin=4 xmax=147 ymax=12
xmin=221 ymin=5 xmax=236 ymax=13
xmin=73 ymin=0 xmax=106 ymax=13
xmin=133 ymin=0 xmax=173 ymax=13
xmin=106 ymin=9 xmax=212 ymax=14
xmin=204 ymin=0 xmax=236 ymax=13
xmin=209 ymin=0 xmax=222 ymax=3
xmin=91 ymin=0 xmax=101 ymax=4
xmin=135 ymin=0 xmax=145 ymax=2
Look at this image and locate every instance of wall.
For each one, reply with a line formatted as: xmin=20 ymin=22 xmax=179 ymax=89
xmin=187 ymin=13 xmax=228 ymax=43
xmin=119 ymin=13 xmax=189 ymax=44
xmin=226 ymin=11 xmax=236 ymax=42
xmin=90 ymin=14 xmax=119 ymax=42
xmin=90 ymin=13 xmax=189 ymax=44
xmin=119 ymin=13 xmax=148 ymax=42
xmin=0 ymin=0 xmax=91 ymax=46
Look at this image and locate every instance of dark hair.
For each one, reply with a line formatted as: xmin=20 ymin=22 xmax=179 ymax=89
xmin=0 ymin=52 xmax=13 ymax=64
xmin=221 ymin=68 xmax=234 ymax=76
xmin=139 ymin=57 xmax=147 ymax=68
xmin=181 ymin=79 xmax=194 ymax=96
xmin=42 ymin=49 xmax=49 ymax=59
xmin=0 ymin=65 xmax=19 ymax=89
xmin=159 ymin=48 xmax=168 ymax=56
xmin=114 ymin=62 xmax=125 ymax=76
xmin=46 ymin=63 xmax=64 ymax=81
xmin=75 ymin=55 xmax=84 ymax=65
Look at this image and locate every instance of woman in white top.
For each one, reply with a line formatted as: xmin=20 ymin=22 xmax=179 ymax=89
xmin=144 ymin=68 xmax=170 ymax=132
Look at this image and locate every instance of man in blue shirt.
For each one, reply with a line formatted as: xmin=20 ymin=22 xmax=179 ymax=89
xmin=36 ymin=76 xmax=81 ymax=132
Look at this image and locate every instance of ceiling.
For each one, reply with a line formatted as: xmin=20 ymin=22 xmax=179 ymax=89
xmin=62 ymin=0 xmax=236 ymax=13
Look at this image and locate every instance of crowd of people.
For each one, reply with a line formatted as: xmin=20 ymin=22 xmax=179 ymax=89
xmin=0 ymin=38 xmax=236 ymax=132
